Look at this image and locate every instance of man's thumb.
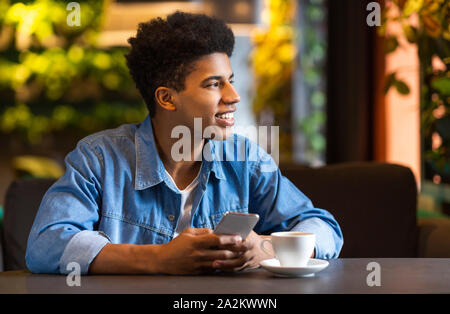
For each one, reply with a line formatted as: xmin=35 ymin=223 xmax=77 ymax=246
xmin=183 ymin=228 xmax=213 ymax=235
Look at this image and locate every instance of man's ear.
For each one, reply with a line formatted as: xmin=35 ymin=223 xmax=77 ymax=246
xmin=154 ymin=87 xmax=177 ymax=112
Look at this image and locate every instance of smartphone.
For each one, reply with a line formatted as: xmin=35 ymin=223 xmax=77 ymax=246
xmin=213 ymin=212 xmax=260 ymax=240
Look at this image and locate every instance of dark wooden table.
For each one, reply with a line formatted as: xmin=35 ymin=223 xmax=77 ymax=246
xmin=0 ymin=259 xmax=449 ymax=294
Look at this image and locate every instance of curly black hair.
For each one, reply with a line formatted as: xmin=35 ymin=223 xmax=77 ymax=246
xmin=125 ymin=11 xmax=235 ymax=117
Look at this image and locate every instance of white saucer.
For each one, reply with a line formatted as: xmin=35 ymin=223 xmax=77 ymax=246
xmin=259 ymin=258 xmax=329 ymax=277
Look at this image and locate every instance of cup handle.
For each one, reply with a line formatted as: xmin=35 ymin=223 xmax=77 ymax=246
xmin=260 ymin=238 xmax=274 ymax=257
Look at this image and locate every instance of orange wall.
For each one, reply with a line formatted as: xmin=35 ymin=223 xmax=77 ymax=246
xmin=383 ymin=14 xmax=421 ymax=189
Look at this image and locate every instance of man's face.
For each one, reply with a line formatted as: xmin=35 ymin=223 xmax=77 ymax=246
xmin=170 ymin=52 xmax=240 ymax=140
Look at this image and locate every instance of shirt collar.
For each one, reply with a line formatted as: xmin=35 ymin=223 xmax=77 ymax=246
xmin=134 ymin=115 xmax=226 ymax=191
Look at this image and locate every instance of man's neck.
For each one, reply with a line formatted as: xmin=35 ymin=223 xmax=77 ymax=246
xmin=151 ymin=116 xmax=203 ymax=184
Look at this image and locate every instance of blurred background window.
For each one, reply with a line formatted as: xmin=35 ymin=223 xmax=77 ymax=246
xmin=294 ymin=0 xmax=327 ymax=166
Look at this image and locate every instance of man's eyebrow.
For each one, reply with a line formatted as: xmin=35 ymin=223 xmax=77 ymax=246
xmin=201 ymin=73 xmax=234 ymax=84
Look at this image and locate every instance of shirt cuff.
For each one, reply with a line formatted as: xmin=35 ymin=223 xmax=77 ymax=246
xmin=291 ymin=217 xmax=340 ymax=259
xmin=59 ymin=230 xmax=111 ymax=275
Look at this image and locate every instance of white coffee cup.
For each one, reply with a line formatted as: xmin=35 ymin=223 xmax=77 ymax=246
xmin=260 ymin=232 xmax=316 ymax=267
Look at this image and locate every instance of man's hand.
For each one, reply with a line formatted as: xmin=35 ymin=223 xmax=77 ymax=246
xmin=211 ymin=231 xmax=275 ymax=272
xmin=155 ymin=228 xmax=247 ymax=275
xmin=89 ymin=229 xmax=315 ymax=275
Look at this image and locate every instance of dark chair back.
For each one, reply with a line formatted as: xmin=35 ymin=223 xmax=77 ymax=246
xmin=2 ymin=178 xmax=56 ymax=270
xmin=280 ymin=162 xmax=419 ymax=258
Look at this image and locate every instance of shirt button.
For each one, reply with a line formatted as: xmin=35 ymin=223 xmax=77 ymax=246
xmin=168 ymin=215 xmax=175 ymax=221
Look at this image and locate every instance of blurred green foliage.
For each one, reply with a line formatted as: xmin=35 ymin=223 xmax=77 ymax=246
xmin=12 ymin=154 xmax=64 ymax=178
xmin=250 ymin=0 xmax=327 ymax=164
xmin=250 ymin=0 xmax=297 ymax=162
xmin=0 ymin=0 xmax=146 ymax=146
xmin=381 ymin=0 xmax=449 ymax=183
xmin=297 ymin=0 xmax=326 ymax=163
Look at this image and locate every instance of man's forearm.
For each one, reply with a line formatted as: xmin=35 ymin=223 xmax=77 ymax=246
xmin=88 ymin=243 xmax=162 ymax=274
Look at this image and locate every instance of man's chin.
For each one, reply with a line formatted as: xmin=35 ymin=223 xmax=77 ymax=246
xmin=203 ymin=125 xmax=233 ymax=141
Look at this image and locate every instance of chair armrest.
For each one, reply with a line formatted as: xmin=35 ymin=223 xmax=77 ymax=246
xmin=417 ymin=217 xmax=450 ymax=257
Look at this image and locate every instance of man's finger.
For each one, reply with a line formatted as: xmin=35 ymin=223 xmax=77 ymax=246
xmin=184 ymin=228 xmax=213 ymax=236
xmin=196 ymin=249 xmax=242 ymax=261
xmin=212 ymin=254 xmax=248 ymax=270
xmin=192 ymin=261 xmax=217 ymax=274
xmin=195 ymin=234 xmax=242 ymax=249
xmin=216 ymin=241 xmax=249 ymax=253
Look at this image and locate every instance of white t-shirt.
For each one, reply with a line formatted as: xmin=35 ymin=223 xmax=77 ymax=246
xmin=165 ymin=167 xmax=201 ymax=237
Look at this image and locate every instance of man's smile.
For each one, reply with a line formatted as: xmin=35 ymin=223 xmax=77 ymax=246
xmin=214 ymin=107 xmax=236 ymax=127
xmin=215 ymin=111 xmax=235 ymax=127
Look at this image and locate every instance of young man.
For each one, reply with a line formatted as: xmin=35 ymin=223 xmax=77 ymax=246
xmin=25 ymin=12 xmax=343 ymax=275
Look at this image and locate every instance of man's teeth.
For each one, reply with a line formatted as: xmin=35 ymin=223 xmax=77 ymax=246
xmin=217 ymin=112 xmax=234 ymax=119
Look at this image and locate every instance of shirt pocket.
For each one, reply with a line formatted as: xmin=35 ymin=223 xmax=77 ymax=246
xmin=100 ymin=211 xmax=173 ymax=244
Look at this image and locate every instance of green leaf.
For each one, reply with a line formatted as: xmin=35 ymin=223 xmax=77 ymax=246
xmin=403 ymin=24 xmax=418 ymax=43
xmin=384 ymin=72 xmax=396 ymax=94
xmin=311 ymin=133 xmax=326 ymax=152
xmin=311 ymin=91 xmax=325 ymax=108
xmin=394 ymin=79 xmax=411 ymax=95
xmin=402 ymin=0 xmax=424 ymax=17
xmin=385 ymin=36 xmax=399 ymax=54
xmin=431 ymin=77 xmax=450 ymax=96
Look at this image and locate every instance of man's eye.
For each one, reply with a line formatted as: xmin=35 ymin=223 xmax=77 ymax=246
xmin=206 ymin=82 xmax=220 ymax=88
xmin=206 ymin=80 xmax=234 ymax=88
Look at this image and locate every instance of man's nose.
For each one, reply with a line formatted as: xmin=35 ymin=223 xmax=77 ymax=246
xmin=222 ymin=82 xmax=241 ymax=105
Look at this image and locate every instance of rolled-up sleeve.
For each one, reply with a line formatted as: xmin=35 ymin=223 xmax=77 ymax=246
xmin=248 ymin=143 xmax=343 ymax=259
xmin=292 ymin=217 xmax=343 ymax=259
xmin=59 ymin=230 xmax=110 ymax=274
xmin=25 ymin=140 xmax=110 ymax=274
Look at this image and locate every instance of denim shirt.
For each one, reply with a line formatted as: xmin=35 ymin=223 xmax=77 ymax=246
xmin=25 ymin=115 xmax=343 ymax=274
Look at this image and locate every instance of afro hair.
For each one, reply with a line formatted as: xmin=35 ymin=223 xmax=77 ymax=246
xmin=125 ymin=11 xmax=235 ymax=117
